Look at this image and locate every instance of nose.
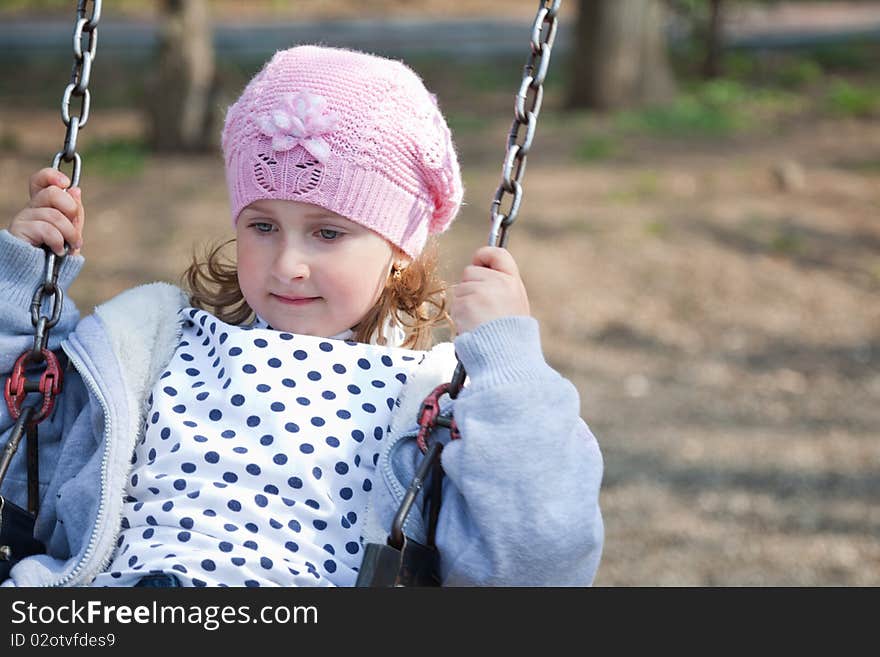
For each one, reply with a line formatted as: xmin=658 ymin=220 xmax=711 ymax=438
xmin=272 ymin=243 xmax=310 ymax=281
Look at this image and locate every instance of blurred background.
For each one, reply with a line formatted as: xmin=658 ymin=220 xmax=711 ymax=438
xmin=0 ymin=0 xmax=878 ymax=585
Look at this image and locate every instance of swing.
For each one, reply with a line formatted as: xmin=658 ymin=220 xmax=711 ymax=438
xmin=0 ymin=0 xmax=562 ymax=587
xmin=0 ymin=0 xmax=101 ymax=579
xmin=355 ymin=0 xmax=562 ymax=587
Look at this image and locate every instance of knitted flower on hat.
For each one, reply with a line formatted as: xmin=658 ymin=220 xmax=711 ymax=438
xmin=255 ymin=91 xmax=339 ymax=164
xmin=222 ymin=45 xmax=464 ymax=258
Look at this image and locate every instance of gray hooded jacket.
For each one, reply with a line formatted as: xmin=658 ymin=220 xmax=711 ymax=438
xmin=0 ymin=229 xmax=603 ymax=586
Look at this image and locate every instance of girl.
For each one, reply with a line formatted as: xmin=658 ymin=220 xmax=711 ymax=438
xmin=1 ymin=46 xmax=603 ymax=587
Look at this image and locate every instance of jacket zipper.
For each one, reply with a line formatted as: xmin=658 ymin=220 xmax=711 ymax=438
xmin=377 ymin=342 xmax=456 ymax=536
xmin=380 ymin=415 xmax=450 ymax=538
xmin=382 ymin=435 xmax=409 ymax=501
xmin=46 ymin=341 xmax=114 ymax=587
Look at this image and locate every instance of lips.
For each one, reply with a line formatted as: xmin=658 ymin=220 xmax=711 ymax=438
xmin=272 ymin=293 xmax=321 ymax=306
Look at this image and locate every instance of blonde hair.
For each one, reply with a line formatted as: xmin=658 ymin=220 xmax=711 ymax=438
xmin=182 ymin=237 xmax=451 ymax=350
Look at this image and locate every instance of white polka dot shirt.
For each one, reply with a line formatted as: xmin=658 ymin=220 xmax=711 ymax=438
xmin=91 ymin=308 xmax=424 ymax=587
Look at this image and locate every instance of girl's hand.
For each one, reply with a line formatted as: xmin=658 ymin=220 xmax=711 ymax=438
xmin=451 ymin=246 xmax=531 ymax=334
xmin=8 ymin=168 xmax=85 ymax=256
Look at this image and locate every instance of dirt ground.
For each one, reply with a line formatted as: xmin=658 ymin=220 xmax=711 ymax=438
xmin=1 ymin=36 xmax=879 ymax=585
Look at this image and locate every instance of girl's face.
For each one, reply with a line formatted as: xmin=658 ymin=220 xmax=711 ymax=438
xmin=236 ymin=199 xmax=401 ymax=337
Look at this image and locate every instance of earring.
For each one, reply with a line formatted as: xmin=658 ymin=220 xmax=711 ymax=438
xmin=391 ymin=264 xmax=404 ymax=281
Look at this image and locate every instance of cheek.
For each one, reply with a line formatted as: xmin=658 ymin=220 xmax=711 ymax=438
xmin=335 ymin=269 xmax=379 ymax=306
xmin=362 ymin=274 xmax=387 ymax=308
xmin=332 ymin=249 xmax=390 ymax=310
xmin=235 ymin=240 xmax=261 ymax=299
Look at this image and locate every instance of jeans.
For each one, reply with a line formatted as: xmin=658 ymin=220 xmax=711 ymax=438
xmin=134 ymin=573 xmax=181 ymax=587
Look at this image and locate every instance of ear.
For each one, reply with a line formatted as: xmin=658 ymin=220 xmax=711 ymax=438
xmin=392 ymin=247 xmax=412 ymax=270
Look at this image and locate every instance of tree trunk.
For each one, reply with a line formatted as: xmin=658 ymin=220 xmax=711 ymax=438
xmin=567 ymin=0 xmax=676 ymax=111
xmin=702 ymin=0 xmax=725 ymax=79
xmin=144 ymin=0 xmax=218 ymax=152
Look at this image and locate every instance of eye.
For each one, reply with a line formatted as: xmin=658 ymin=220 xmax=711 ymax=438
xmin=318 ymin=228 xmax=342 ymax=240
xmin=249 ymin=221 xmax=275 ymax=233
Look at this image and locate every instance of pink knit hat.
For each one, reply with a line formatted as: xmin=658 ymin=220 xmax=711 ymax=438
xmin=221 ymin=45 xmax=464 ymax=258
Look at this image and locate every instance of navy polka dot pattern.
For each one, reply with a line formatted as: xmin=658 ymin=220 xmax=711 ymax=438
xmin=92 ymin=308 xmax=424 ymax=587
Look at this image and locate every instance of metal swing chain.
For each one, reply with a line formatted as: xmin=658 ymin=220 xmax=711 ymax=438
xmin=352 ymin=2 xmax=565 ymax=586
xmin=1 ymin=0 xmax=102 ymax=513
xmin=415 ymin=0 xmax=562 ymax=452
xmin=366 ymin=0 xmax=563 ymax=587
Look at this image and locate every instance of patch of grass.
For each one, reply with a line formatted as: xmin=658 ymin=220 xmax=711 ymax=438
xmin=768 ymin=230 xmax=805 ymax=256
xmin=823 ymin=79 xmax=880 ymax=118
xmin=445 ymin=112 xmax=490 ymax=134
xmin=721 ymin=41 xmax=879 ymax=83
xmin=643 ymin=219 xmax=669 ymax=238
xmin=616 ymin=95 xmax=740 ymax=138
xmin=565 ymin=218 xmax=597 ymax=235
xmin=774 ymin=59 xmax=824 ymax=89
xmin=434 ymin=54 xmax=570 ymax=100
xmin=722 ymin=51 xmax=758 ymax=81
xmin=0 ymin=57 xmax=146 ymax=110
xmin=724 ymin=51 xmax=824 ymax=90
xmin=0 ymin=59 xmax=70 ymax=109
xmin=837 ymin=158 xmax=880 ymax=172
xmin=742 ymin=216 xmax=806 ymax=257
xmin=614 ymin=79 xmax=807 ymax=139
xmin=575 ymin=134 xmax=617 ymax=162
xmin=407 ymin=55 xmax=524 ymax=99
xmin=632 ymin=172 xmax=661 ymax=198
xmin=81 ymin=137 xmax=148 ymax=180
xmin=807 ymin=40 xmax=880 ymax=73
xmin=461 ymin=61 xmax=525 ymax=95
xmin=0 ymin=131 xmax=20 ymax=153
xmin=608 ymin=172 xmax=661 ymax=203
xmin=616 ymin=79 xmax=752 ymax=138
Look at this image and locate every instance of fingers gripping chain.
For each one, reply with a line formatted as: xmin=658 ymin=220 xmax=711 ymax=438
xmin=417 ymin=0 xmax=560 ymax=428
